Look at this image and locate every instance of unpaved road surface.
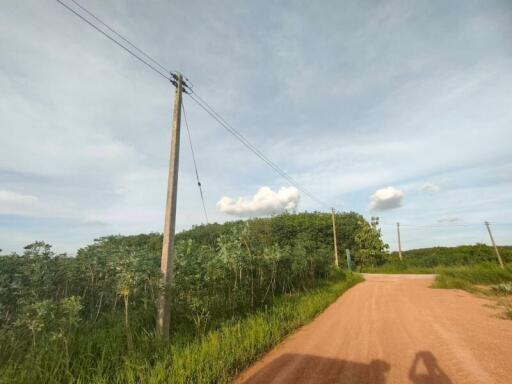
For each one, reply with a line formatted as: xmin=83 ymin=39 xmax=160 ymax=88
xmin=234 ymin=274 xmax=512 ymax=384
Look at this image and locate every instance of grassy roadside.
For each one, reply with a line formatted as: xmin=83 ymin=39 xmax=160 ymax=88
xmin=147 ymin=272 xmax=362 ymax=384
xmin=433 ymin=263 xmax=512 ymax=320
xmin=360 ymin=263 xmax=437 ymax=274
xmin=432 ymin=263 xmax=512 ymax=290
xmin=361 ymin=261 xmax=512 ymax=279
xmin=361 ymin=263 xmax=512 ymax=320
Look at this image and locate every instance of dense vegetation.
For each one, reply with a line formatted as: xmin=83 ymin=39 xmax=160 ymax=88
xmin=362 ymin=244 xmax=512 ymax=273
xmin=0 ymin=211 xmax=383 ymax=383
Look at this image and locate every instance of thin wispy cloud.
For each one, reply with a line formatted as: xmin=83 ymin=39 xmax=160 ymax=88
xmin=422 ymin=183 xmax=441 ymax=193
xmin=0 ymin=190 xmax=41 ymax=216
xmin=437 ymin=217 xmax=461 ymax=223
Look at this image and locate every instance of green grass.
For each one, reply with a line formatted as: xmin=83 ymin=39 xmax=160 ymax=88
xmin=150 ymin=272 xmax=362 ymax=384
xmin=0 ymin=272 xmax=362 ymax=384
xmin=362 ymin=261 xmax=512 ymax=302
xmin=360 ymin=263 xmax=438 ymax=274
xmin=361 ymin=261 xmax=512 ymax=282
xmin=431 ymin=264 xmax=512 ymax=321
xmin=363 ymin=262 xmax=512 ymax=321
xmin=432 ymin=263 xmax=512 ymax=291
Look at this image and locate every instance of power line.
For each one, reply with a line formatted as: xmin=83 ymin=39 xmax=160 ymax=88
xmin=56 ymin=0 xmax=333 ymax=209
xmin=182 ymin=101 xmax=209 ymax=224
xmin=188 ymin=92 xmax=331 ymax=209
xmin=380 ymin=222 xmax=512 ymax=228
xmin=55 ymin=0 xmax=510 ymax=221
xmin=68 ymin=0 xmax=171 ymax=75
xmin=55 ymin=0 xmax=171 ymax=81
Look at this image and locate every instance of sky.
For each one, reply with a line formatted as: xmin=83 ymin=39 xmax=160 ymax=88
xmin=1 ymin=0 xmax=512 ymax=254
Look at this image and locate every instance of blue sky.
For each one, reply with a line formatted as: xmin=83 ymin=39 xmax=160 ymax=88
xmin=1 ymin=0 xmax=512 ymax=254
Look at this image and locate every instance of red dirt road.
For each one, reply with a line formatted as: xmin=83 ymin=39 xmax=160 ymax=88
xmin=234 ymin=274 xmax=512 ymax=384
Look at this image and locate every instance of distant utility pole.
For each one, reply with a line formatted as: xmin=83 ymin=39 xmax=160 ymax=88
xmin=331 ymin=208 xmax=339 ymax=268
xmin=157 ymin=73 xmax=183 ymax=338
xmin=485 ymin=221 xmax=504 ymax=269
xmin=396 ymin=222 xmax=403 ymax=261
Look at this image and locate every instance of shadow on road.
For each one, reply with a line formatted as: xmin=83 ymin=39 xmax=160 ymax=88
xmin=238 ymin=353 xmax=390 ymax=384
xmin=238 ymin=351 xmax=453 ymax=384
xmin=409 ymin=351 xmax=453 ymax=384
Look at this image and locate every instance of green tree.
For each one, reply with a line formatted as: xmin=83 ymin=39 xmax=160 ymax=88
xmin=353 ymin=217 xmax=388 ymax=268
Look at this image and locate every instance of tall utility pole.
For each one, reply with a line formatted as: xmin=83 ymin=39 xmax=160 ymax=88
xmin=157 ymin=73 xmax=183 ymax=338
xmin=396 ymin=222 xmax=403 ymax=261
xmin=331 ymin=208 xmax=339 ymax=268
xmin=485 ymin=221 xmax=504 ymax=269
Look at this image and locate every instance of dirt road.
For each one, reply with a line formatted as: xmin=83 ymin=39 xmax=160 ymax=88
xmin=234 ymin=274 xmax=512 ymax=384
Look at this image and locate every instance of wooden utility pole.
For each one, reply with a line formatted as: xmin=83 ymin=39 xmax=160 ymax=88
xmin=331 ymin=208 xmax=339 ymax=268
xmin=157 ymin=73 xmax=183 ymax=338
xmin=485 ymin=221 xmax=504 ymax=269
xmin=396 ymin=222 xmax=403 ymax=261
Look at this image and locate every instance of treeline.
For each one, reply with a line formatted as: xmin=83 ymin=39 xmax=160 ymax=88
xmin=0 ymin=211 xmax=386 ymax=383
xmin=385 ymin=244 xmax=512 ymax=269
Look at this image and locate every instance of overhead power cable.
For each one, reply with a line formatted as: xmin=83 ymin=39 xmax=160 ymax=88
xmin=68 ymin=0 xmax=171 ymax=75
xmin=380 ymin=222 xmax=510 ymax=228
xmin=56 ymin=0 xmax=332 ymax=209
xmin=188 ymin=92 xmax=331 ymax=209
xmin=182 ymin=102 xmax=209 ymax=224
xmin=55 ymin=0 xmax=171 ymax=81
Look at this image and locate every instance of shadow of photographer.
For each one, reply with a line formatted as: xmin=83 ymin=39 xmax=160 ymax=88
xmin=238 ymin=350 xmax=453 ymax=384
xmin=238 ymin=353 xmax=390 ymax=384
xmin=409 ymin=351 xmax=453 ymax=384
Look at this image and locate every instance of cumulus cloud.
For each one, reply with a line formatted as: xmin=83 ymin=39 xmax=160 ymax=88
xmin=368 ymin=186 xmax=404 ymax=211
xmin=422 ymin=183 xmax=441 ymax=193
xmin=217 ymin=186 xmax=300 ymax=216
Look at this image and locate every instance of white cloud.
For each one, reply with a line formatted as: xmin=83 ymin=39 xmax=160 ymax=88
xmin=217 ymin=186 xmax=300 ymax=216
xmin=0 ymin=190 xmax=42 ymax=216
xmin=369 ymin=186 xmax=404 ymax=211
xmin=422 ymin=183 xmax=441 ymax=193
